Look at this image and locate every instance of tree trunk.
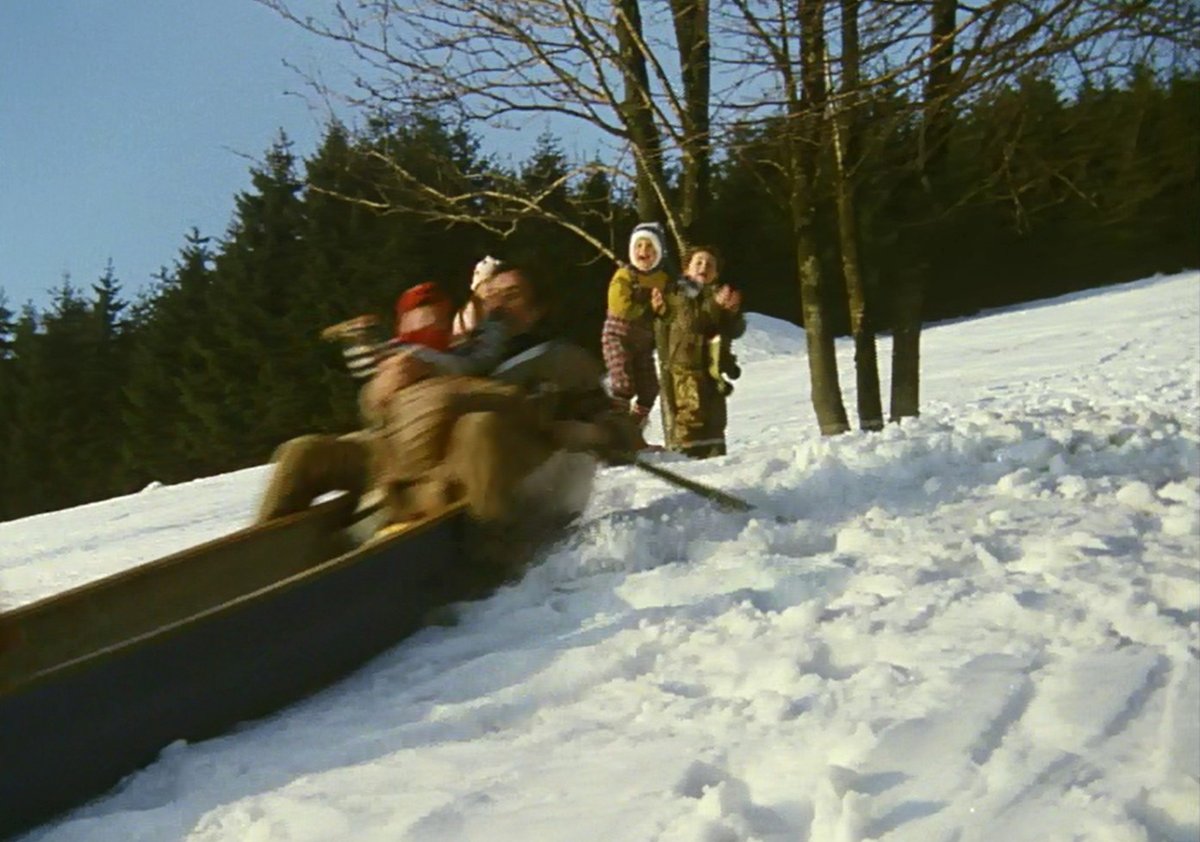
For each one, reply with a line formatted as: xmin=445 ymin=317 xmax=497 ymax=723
xmin=798 ymin=236 xmax=850 ymax=435
xmin=891 ymin=0 xmax=955 ymax=422
xmin=835 ymin=185 xmax=883 ymax=430
xmin=669 ymin=0 xmax=711 ymax=243
xmin=797 ymin=0 xmax=849 ymax=435
xmin=615 ymin=0 xmax=666 ymax=224
xmin=888 ymin=275 xmax=923 ymax=421
xmin=831 ymin=0 xmax=883 ymax=431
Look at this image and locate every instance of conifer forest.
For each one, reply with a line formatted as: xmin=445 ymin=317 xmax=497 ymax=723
xmin=0 ymin=0 xmax=1196 ymax=522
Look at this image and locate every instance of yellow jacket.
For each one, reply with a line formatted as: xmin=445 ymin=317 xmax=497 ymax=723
xmin=606 ymin=266 xmax=669 ymax=324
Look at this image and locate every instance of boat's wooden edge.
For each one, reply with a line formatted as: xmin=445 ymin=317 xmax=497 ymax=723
xmin=1 ymin=501 xmax=469 ymax=695
xmin=0 ymin=499 xmax=472 ymax=839
xmin=0 ymin=494 xmax=358 ymax=623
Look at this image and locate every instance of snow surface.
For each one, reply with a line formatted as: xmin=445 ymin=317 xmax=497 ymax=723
xmin=2 ymin=271 xmax=1198 ymax=842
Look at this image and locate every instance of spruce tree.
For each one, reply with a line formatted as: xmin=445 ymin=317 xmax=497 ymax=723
xmin=0 ymin=292 xmax=16 ymax=519
xmin=71 ymin=262 xmax=133 ymax=501
xmin=185 ymin=134 xmax=309 ymax=470
xmin=3 ymin=306 xmax=45 ymax=517
xmin=5 ymin=283 xmax=95 ymax=514
xmin=120 ymin=230 xmax=219 ymax=485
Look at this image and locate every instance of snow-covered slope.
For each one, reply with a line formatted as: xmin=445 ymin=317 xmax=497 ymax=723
xmin=3 ymin=271 xmax=1198 ymax=842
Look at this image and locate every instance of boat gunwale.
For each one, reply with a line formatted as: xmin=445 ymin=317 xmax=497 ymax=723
xmin=0 ymin=501 xmax=466 ymax=695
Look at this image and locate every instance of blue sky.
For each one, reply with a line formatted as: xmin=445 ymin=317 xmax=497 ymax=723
xmin=0 ymin=1 xmax=348 ymax=311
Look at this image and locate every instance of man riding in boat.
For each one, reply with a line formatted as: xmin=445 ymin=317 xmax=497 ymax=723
xmin=254 ymin=258 xmax=639 ymax=536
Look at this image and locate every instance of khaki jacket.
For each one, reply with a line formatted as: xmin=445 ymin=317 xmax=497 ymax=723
xmin=364 ymin=375 xmax=529 ymax=485
xmin=606 ymin=265 xmax=670 ymax=325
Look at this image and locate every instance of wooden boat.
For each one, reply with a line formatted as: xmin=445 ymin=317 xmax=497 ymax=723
xmin=0 ymin=496 xmax=480 ymax=839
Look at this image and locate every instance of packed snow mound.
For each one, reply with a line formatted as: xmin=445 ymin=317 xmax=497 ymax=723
xmin=736 ymin=312 xmax=806 ymax=362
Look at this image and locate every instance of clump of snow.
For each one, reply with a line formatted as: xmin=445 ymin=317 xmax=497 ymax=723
xmin=2 ymin=271 xmax=1198 ymax=842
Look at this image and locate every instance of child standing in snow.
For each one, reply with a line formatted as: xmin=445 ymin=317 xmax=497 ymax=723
xmin=651 ymin=245 xmax=745 ymax=459
xmin=601 ymin=222 xmax=671 ymax=437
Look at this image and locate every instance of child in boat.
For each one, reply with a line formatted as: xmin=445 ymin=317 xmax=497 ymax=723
xmin=452 ymin=255 xmax=502 ymax=340
xmin=322 ymin=280 xmax=507 ymax=385
xmin=601 ymin=222 xmax=671 ymax=441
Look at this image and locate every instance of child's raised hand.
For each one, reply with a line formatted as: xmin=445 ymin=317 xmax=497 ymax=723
xmin=715 ymin=285 xmax=742 ymax=312
xmin=650 ymin=287 xmax=665 ymax=313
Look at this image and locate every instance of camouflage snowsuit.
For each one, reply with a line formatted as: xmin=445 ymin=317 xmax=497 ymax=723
xmin=654 ymin=279 xmax=746 ymax=458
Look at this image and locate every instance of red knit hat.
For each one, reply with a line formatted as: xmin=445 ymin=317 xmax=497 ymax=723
xmin=395 ymin=281 xmax=452 ymax=322
xmin=394 ymin=281 xmax=454 ymax=351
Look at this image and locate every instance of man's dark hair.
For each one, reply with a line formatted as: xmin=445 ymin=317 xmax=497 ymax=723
xmin=491 ymin=252 xmax=559 ymax=321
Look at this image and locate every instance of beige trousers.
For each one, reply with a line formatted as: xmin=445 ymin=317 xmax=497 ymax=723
xmin=439 ymin=410 xmax=556 ymax=523
xmin=253 ymin=432 xmax=378 ymax=526
xmin=254 ymin=409 xmax=557 ymax=528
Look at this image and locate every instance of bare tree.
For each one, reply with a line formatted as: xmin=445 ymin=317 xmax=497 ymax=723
xmin=259 ymin=0 xmax=1197 ymax=436
xmin=614 ymin=0 xmax=667 ymax=225
xmin=828 ymin=0 xmax=884 ymax=431
xmin=796 ymin=0 xmax=851 ymax=434
xmin=669 ymin=0 xmax=713 ymax=240
xmin=887 ymin=0 xmax=954 ymax=422
xmin=257 ymin=0 xmax=720 ymax=258
xmin=814 ymin=0 xmax=1198 ymax=422
xmin=725 ymin=0 xmax=851 ymax=435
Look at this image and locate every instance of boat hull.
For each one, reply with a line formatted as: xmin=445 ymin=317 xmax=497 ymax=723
xmin=0 ymin=499 xmax=468 ymax=838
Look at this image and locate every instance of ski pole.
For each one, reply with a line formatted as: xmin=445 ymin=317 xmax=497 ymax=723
xmin=628 ymin=456 xmax=755 ymax=513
